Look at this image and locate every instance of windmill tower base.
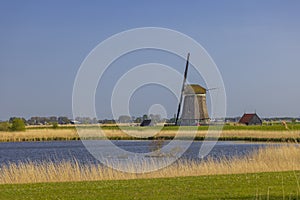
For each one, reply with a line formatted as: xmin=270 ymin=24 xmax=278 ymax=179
xmin=181 ymin=91 xmax=210 ymax=126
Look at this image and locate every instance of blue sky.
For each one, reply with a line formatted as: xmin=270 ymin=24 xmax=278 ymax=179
xmin=0 ymin=1 xmax=300 ymax=120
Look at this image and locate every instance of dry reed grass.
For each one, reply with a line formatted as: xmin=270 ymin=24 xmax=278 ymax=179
xmin=0 ymin=129 xmax=79 ymax=142
xmin=156 ymin=130 xmax=300 ymax=139
xmin=0 ymin=129 xmax=299 ymax=142
xmin=0 ymin=145 xmax=299 ymax=184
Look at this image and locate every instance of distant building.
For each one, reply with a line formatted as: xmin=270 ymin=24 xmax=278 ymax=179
xmin=70 ymin=120 xmax=81 ymax=124
xmin=140 ymin=119 xmax=154 ymax=127
xmin=239 ymin=113 xmax=262 ymax=125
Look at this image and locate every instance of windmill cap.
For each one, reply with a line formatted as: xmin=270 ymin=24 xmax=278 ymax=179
xmin=184 ymin=84 xmax=206 ymax=94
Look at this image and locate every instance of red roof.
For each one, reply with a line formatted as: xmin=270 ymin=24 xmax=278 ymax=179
xmin=239 ymin=113 xmax=256 ymax=124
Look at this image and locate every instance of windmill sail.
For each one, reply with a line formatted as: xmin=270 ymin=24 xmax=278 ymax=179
xmin=175 ymin=53 xmax=190 ymax=126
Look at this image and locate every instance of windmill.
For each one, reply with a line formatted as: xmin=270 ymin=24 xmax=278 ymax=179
xmin=175 ymin=53 xmax=210 ymax=126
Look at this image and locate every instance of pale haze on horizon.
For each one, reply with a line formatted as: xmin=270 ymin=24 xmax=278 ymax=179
xmin=0 ymin=1 xmax=300 ymax=121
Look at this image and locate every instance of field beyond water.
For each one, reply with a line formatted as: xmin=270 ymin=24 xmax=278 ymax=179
xmin=0 ymin=124 xmax=299 ymax=142
xmin=1 ymin=171 xmax=300 ymax=199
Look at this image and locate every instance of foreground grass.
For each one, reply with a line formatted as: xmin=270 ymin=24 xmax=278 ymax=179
xmin=1 ymin=171 xmax=300 ymax=199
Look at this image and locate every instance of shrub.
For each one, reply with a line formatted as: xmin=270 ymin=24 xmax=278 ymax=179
xmin=0 ymin=122 xmax=10 ymax=131
xmin=10 ymin=118 xmax=26 ymax=131
xmin=52 ymin=122 xmax=58 ymax=129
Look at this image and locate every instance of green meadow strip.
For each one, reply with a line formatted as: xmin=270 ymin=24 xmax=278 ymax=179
xmin=25 ymin=124 xmax=300 ymax=131
xmin=1 ymin=171 xmax=299 ymax=200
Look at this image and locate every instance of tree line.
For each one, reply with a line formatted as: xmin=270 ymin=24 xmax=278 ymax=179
xmin=0 ymin=114 xmax=177 ymax=131
xmin=0 ymin=118 xmax=25 ymax=131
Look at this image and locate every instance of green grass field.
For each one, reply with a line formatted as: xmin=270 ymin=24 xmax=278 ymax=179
xmin=1 ymin=171 xmax=299 ymax=200
xmin=26 ymin=123 xmax=300 ymax=131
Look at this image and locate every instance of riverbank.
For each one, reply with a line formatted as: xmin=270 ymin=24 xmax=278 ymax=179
xmin=0 ymin=145 xmax=299 ymax=184
xmin=1 ymin=171 xmax=299 ymax=199
xmin=0 ymin=127 xmax=299 ymax=142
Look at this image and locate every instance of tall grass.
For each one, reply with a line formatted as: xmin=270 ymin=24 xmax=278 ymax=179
xmin=0 ymin=129 xmax=80 ymax=142
xmin=1 ymin=145 xmax=299 ymax=184
xmin=0 ymin=128 xmax=299 ymax=142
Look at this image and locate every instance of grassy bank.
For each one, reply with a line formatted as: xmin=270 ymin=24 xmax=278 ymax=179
xmin=1 ymin=145 xmax=300 ymax=184
xmin=0 ymin=128 xmax=299 ymax=142
xmin=1 ymin=171 xmax=300 ymax=199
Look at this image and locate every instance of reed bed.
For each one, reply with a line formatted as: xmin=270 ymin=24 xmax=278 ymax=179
xmin=0 ymin=128 xmax=299 ymax=142
xmin=0 ymin=129 xmax=79 ymax=142
xmin=0 ymin=145 xmax=299 ymax=184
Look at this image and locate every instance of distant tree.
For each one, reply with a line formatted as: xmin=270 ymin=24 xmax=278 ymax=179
xmin=26 ymin=116 xmax=49 ymax=125
xmin=49 ymin=116 xmax=58 ymax=123
xmin=149 ymin=114 xmax=154 ymax=120
xmin=92 ymin=117 xmax=98 ymax=124
xmin=166 ymin=114 xmax=177 ymax=124
xmin=118 ymin=115 xmax=131 ymax=123
xmin=9 ymin=117 xmax=26 ymax=124
xmin=75 ymin=117 xmax=95 ymax=124
xmin=52 ymin=122 xmax=58 ymax=129
xmin=134 ymin=117 xmax=142 ymax=123
xmin=82 ymin=117 xmax=92 ymax=124
xmin=9 ymin=117 xmax=16 ymax=123
xmin=84 ymin=117 xmax=91 ymax=124
xmin=131 ymin=116 xmax=136 ymax=122
xmin=0 ymin=121 xmax=10 ymax=131
xmin=58 ymin=116 xmax=71 ymax=124
xmin=26 ymin=119 xmax=35 ymax=125
xmin=149 ymin=114 xmax=162 ymax=123
xmin=10 ymin=118 xmax=26 ymax=131
xmin=99 ymin=119 xmax=116 ymax=124
xmin=27 ymin=117 xmax=38 ymax=125
xmin=40 ymin=117 xmax=49 ymax=125
xmin=142 ymin=114 xmax=148 ymax=121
